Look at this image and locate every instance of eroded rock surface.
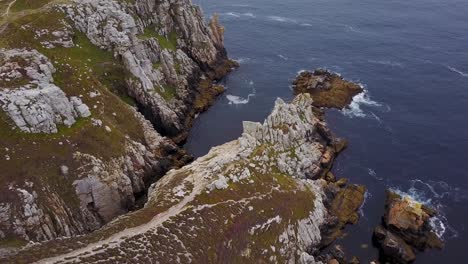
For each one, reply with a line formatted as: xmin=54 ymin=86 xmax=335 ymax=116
xmin=64 ymin=0 xmax=237 ymax=141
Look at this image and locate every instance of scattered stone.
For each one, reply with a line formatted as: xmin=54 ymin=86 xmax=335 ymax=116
xmin=60 ymin=165 xmax=69 ymax=176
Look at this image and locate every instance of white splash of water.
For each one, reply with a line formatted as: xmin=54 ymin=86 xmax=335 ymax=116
xmin=226 ymin=82 xmax=256 ymax=105
xmin=342 ymin=89 xmax=382 ymax=118
xmin=446 ymin=65 xmax=468 ymax=77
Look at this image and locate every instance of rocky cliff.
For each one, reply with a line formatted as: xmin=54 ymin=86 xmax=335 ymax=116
xmin=3 ymin=93 xmax=364 ymax=263
xmin=0 ymin=0 xmax=233 ymax=248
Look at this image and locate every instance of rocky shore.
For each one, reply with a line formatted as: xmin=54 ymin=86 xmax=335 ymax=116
xmin=3 ymin=92 xmax=366 ymax=263
xmin=0 ymin=1 xmax=446 ymax=263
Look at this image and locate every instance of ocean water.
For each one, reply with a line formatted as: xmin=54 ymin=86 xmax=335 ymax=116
xmin=187 ymin=0 xmax=468 ymax=262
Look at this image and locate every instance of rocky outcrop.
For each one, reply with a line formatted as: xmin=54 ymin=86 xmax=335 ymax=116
xmin=373 ymin=191 xmax=444 ymax=263
xmin=293 ymin=69 xmax=363 ymax=109
xmin=3 ymin=93 xmax=362 ymax=263
xmin=64 ymin=0 xmax=237 ymax=141
xmin=0 ymin=49 xmax=91 ymax=133
xmin=0 ymin=106 xmax=190 ymax=245
xmin=0 ymin=0 xmax=233 ymax=248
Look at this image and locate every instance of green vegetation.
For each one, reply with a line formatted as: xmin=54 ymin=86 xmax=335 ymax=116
xmin=138 ymin=27 xmax=178 ymax=51
xmin=10 ymin=0 xmax=52 ymax=12
xmin=155 ymin=85 xmax=176 ymax=101
xmin=0 ymin=9 xmax=152 ymax=248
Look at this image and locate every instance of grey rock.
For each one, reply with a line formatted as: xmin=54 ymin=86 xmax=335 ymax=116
xmin=0 ymin=49 xmax=91 ymax=133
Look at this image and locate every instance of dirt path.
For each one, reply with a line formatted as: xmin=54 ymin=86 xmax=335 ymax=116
xmin=37 ymin=170 xmax=209 ymax=263
xmin=1 ymin=0 xmax=17 ymax=18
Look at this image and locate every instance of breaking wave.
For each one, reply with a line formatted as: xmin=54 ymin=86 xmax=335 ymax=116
xmin=342 ymin=88 xmax=382 ymax=118
xmin=226 ymin=81 xmax=256 ymax=105
xmin=446 ymin=65 xmax=468 ymax=77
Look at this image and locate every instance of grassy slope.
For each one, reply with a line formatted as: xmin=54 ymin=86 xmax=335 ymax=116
xmin=6 ymin=141 xmax=318 ymax=263
xmin=0 ymin=7 xmax=150 ymax=246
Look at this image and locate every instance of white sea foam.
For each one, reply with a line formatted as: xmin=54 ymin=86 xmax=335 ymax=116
xmin=278 ymin=54 xmax=288 ymax=60
xmin=370 ymin=112 xmax=383 ymax=124
xmin=430 ymin=217 xmax=447 ymax=239
xmin=342 ymin=89 xmax=381 ymax=118
xmin=359 ymin=191 xmax=372 ymax=217
xmin=224 ymin=12 xmax=240 ymax=18
xmin=234 ymin=57 xmax=252 ymax=64
xmin=226 ymin=95 xmax=250 ymax=104
xmin=389 ymin=179 xmax=466 ymax=240
xmin=300 ymin=23 xmax=313 ymax=27
xmin=226 ymin=83 xmax=256 ymax=105
xmin=367 ymin=168 xmax=383 ymax=181
xmin=223 ymin=12 xmax=256 ymax=18
xmin=368 ymin=59 xmax=404 ymax=68
xmin=446 ymin=65 xmax=468 ymax=77
xmin=267 ymin=15 xmax=297 ymax=24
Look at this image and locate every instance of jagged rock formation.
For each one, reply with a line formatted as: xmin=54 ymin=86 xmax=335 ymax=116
xmin=3 ymin=94 xmax=363 ymax=263
xmin=373 ymin=191 xmax=444 ymax=264
xmin=293 ymin=69 xmax=363 ymax=110
xmin=0 ymin=49 xmax=90 ymax=133
xmin=0 ymin=0 xmax=231 ymax=248
xmin=63 ymin=0 xmax=237 ymax=141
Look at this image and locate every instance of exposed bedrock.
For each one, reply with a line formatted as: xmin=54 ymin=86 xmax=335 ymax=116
xmin=4 ymin=94 xmax=364 ymax=263
xmin=373 ymin=191 xmax=444 ymax=264
xmin=0 ymin=0 xmax=232 ymax=247
xmin=64 ymin=0 xmax=238 ymax=142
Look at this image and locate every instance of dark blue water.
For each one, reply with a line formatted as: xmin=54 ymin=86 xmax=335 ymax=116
xmin=187 ymin=0 xmax=468 ymax=262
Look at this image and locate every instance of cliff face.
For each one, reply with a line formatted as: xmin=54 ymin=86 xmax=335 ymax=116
xmin=0 ymin=0 xmax=232 ymax=247
xmin=5 ymin=94 xmax=340 ymax=263
xmin=64 ymin=0 xmax=236 ymax=140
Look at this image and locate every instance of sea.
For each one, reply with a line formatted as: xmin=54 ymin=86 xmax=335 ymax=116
xmin=187 ymin=0 xmax=468 ymax=262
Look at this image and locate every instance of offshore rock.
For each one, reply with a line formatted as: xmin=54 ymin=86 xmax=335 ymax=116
xmin=5 ymin=94 xmax=338 ymax=263
xmin=293 ymin=69 xmax=363 ymax=109
xmin=373 ymin=191 xmax=444 ymax=263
